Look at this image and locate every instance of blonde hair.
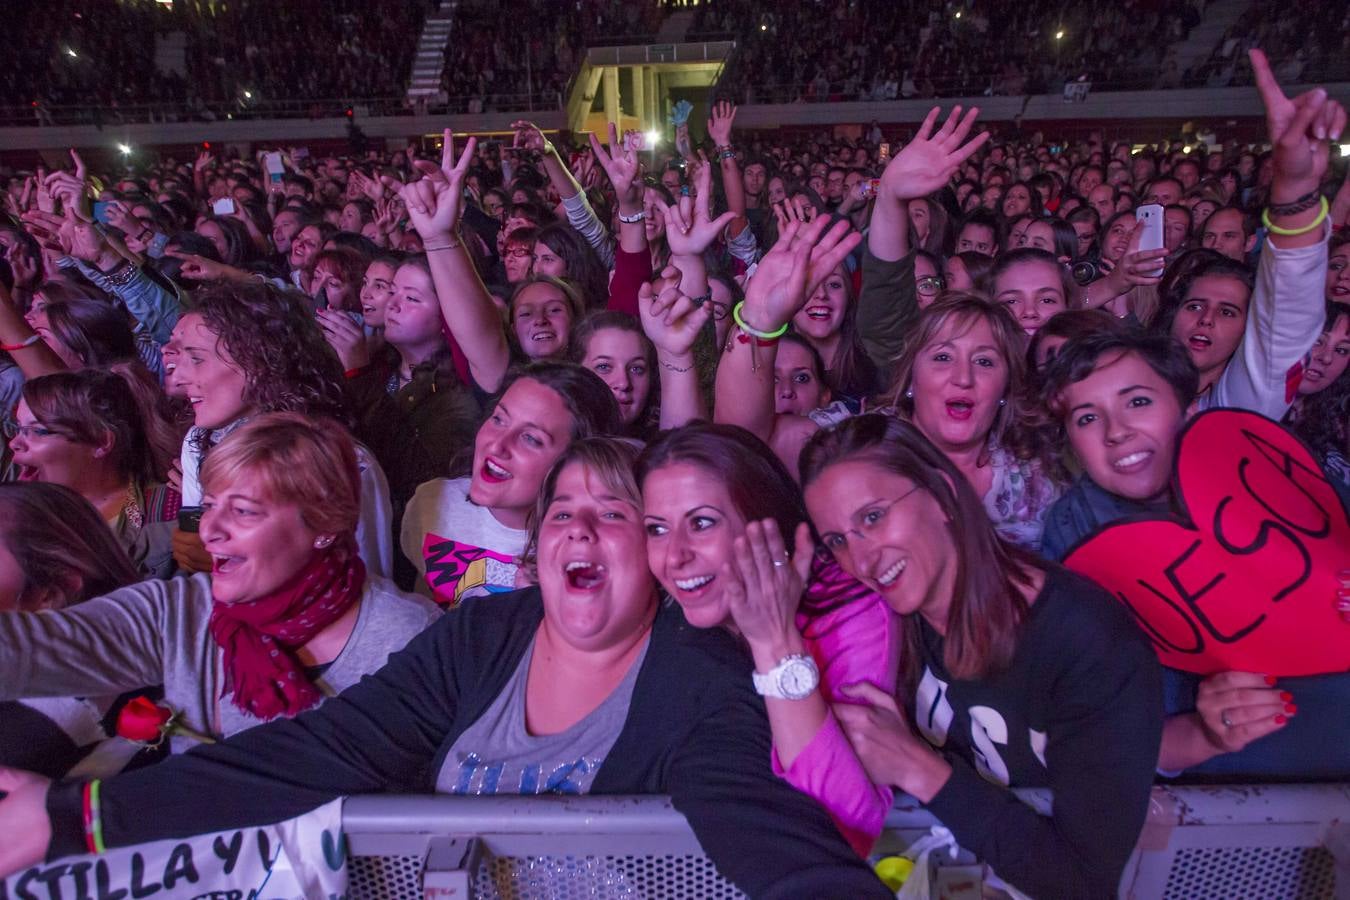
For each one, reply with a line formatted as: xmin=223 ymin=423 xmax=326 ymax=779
xmin=200 ymin=412 xmax=360 ymax=537
xmin=884 ymin=292 xmax=1035 ymax=462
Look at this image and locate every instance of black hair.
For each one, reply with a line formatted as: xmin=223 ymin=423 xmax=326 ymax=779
xmin=1043 ymin=325 xmax=1199 ymax=416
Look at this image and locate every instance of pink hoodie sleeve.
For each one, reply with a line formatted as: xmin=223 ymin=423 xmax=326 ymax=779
xmin=771 ymin=556 xmax=900 ymax=857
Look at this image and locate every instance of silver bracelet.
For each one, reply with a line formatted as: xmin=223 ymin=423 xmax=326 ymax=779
xmin=617 ymin=209 xmax=647 ymax=224
xmin=659 ymin=357 xmax=695 ymax=373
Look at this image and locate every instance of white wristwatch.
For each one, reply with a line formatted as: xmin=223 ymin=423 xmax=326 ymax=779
xmin=753 ymin=654 xmax=820 ymax=701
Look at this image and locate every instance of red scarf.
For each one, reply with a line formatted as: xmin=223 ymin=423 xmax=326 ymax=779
xmin=208 ymin=539 xmax=366 ymax=721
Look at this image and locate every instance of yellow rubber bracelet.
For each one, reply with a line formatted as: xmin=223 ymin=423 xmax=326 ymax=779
xmin=1262 ymin=196 xmax=1328 ymax=237
xmin=731 ymin=301 xmax=789 ymax=340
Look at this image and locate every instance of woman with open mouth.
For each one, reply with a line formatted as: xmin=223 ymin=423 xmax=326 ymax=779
xmin=0 ymin=413 xmax=439 ymax=762
xmin=9 ymin=367 xmax=180 ymax=579
xmin=400 ymin=361 xmax=621 ymax=607
xmin=0 ymin=437 xmax=893 ymax=899
xmin=169 ymin=281 xmax=395 ymax=580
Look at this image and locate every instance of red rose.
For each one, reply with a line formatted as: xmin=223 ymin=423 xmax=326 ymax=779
xmin=115 ymin=696 xmax=215 ymax=746
xmin=116 ymin=696 xmax=173 ymax=743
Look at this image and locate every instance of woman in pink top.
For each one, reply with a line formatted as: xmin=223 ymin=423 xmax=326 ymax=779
xmin=637 ymin=422 xmax=900 ymax=856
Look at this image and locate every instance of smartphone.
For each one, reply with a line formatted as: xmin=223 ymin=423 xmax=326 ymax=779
xmin=212 ymin=197 xmax=236 ymax=216
xmin=879 ymin=142 xmax=891 ymax=163
xmin=264 ymin=151 xmax=284 ymax=184
xmin=92 ymin=201 xmax=112 ymax=225
xmin=177 ymin=507 xmax=203 ymax=534
xmin=1135 ymin=203 xmax=1165 ymax=275
xmin=315 ymin=285 xmax=330 ymax=312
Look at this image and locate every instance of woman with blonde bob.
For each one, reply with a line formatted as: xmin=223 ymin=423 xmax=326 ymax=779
xmin=0 ymin=436 xmax=891 ymax=898
xmin=883 ymin=292 xmax=1062 ymax=550
xmin=0 ymin=412 xmax=439 ymax=755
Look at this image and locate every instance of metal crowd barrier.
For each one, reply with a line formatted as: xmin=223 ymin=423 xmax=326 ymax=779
xmin=341 ymin=784 xmax=1350 ymax=899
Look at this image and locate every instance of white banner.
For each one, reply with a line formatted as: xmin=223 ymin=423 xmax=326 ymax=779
xmin=1 ymin=799 xmax=347 ymax=900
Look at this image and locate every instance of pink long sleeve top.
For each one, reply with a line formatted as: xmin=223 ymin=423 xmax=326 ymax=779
xmin=772 ymin=554 xmax=901 ymax=857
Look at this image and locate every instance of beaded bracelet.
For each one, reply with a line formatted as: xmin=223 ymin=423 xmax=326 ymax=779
xmin=617 ymin=209 xmax=647 ymax=224
xmin=1267 ymin=189 xmax=1322 ymax=217
xmin=731 ymin=301 xmax=788 ymax=341
xmin=1262 ymin=197 xmax=1328 ymax=237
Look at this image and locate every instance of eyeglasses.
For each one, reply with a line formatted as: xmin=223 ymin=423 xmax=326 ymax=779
xmin=504 ymin=247 xmax=533 ymax=259
xmin=692 ymin=296 xmax=731 ymax=320
xmin=3 ymin=421 xmax=67 ymax=441
xmin=820 ymin=484 xmax=923 ymax=551
xmin=916 ymin=275 xmax=946 ymax=297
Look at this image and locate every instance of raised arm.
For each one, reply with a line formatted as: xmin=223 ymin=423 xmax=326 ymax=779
xmin=707 ymin=101 xmax=749 ymax=239
xmin=638 ymin=270 xmax=711 ymax=428
xmin=859 ymin=106 xmax=987 ymax=375
xmin=713 ymin=216 xmax=860 ymax=471
xmin=660 ymin=151 xmax=737 ymax=305
xmin=398 ymin=129 xmax=511 ymax=392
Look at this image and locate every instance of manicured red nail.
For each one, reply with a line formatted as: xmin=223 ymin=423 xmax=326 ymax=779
xmin=1264 ymin=675 xmax=1278 ymax=686
xmin=1285 ymin=703 xmax=1297 ymax=715
xmin=1274 ymin=715 xmax=1287 ymax=725
xmin=1280 ymin=691 xmax=1293 ymax=702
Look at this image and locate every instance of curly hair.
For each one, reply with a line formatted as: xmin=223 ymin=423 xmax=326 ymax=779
xmin=189 ymin=281 xmax=351 ymax=427
xmin=1289 ymin=303 xmax=1350 ymax=462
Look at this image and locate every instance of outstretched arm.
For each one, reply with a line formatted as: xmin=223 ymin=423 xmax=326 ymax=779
xmin=398 ymin=129 xmax=511 ymax=392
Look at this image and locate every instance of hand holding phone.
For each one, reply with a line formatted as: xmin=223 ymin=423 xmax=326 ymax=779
xmin=1134 ymin=204 xmax=1165 ymax=276
xmin=212 ymin=197 xmax=237 ymax=216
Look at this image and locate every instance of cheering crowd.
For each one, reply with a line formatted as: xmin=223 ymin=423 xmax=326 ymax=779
xmin=0 ymin=45 xmax=1345 ymax=897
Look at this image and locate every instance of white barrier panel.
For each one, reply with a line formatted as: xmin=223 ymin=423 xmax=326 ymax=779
xmin=341 ymin=785 xmax=1350 ymax=899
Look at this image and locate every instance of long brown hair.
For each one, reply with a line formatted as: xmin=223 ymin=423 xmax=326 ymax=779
xmin=22 ymin=368 xmax=166 ymax=485
xmin=0 ymin=482 xmax=141 ymax=610
xmin=799 ymin=415 xmax=1037 ymax=690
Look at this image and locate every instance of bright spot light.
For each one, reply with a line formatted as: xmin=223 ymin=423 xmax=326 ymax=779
xmin=1340 ymin=143 xmax=1350 ymax=157
xmin=243 ymin=90 xmax=252 ymax=99
xmin=954 ymin=10 xmax=961 ymax=18
xmin=117 ymin=143 xmax=132 ymax=155
xmin=1183 ymin=145 xmax=1193 ymax=153
xmin=645 ymin=130 xmax=660 ymax=148
xmin=66 ymin=48 xmax=78 ymax=58
xmin=759 ymin=23 xmax=766 ymax=31
xmin=1055 ymin=30 xmax=1064 ymax=40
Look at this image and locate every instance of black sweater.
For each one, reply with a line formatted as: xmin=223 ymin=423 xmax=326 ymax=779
xmin=49 ymin=589 xmax=890 ymax=900
xmin=919 ymin=568 xmax=1163 ymax=899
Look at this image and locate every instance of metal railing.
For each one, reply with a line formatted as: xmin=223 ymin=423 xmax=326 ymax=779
xmin=0 ymin=91 xmax=565 ymax=129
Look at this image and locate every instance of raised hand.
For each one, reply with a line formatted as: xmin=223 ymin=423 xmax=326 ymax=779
xmin=398 ymin=128 xmax=477 ymax=241
xmin=1101 ymin=220 xmax=1168 ymax=292
xmin=707 ymin=100 xmax=737 ymax=148
xmin=104 ymin=200 xmax=142 ymax=236
xmin=880 ymin=105 xmax=989 ymax=201
xmin=723 ymin=519 xmax=814 ymax=655
xmin=638 ymin=268 xmax=713 ymax=361
xmin=657 ymin=153 xmax=737 ymax=257
xmin=194 ymin=149 xmax=215 ymax=172
xmin=164 ymin=249 xmax=232 ymax=282
xmin=1250 ymin=48 xmax=1345 ymax=197
xmin=316 ymin=307 xmax=371 ymax=372
xmin=511 ymin=120 xmax=552 ymax=155
xmin=589 ymin=123 xmax=642 ymax=206
xmin=742 ymin=215 xmax=860 ymax=332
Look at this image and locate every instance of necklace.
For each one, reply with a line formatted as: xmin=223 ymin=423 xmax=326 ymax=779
xmin=121 ymin=483 xmax=143 ymax=531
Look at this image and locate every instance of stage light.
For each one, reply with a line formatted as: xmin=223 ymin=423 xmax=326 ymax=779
xmin=954 ymin=11 xmax=961 ymax=19
xmin=1055 ymin=30 xmax=1064 ymax=40
xmin=118 ymin=143 xmax=132 ymax=155
xmin=646 ymin=130 xmax=660 ymax=148
xmin=66 ymin=48 xmax=78 ymax=58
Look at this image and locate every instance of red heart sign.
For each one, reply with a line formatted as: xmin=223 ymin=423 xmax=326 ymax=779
xmin=1065 ymin=409 xmax=1350 ymax=676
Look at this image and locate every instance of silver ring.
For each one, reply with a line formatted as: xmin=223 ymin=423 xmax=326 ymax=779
xmin=1221 ymin=710 xmax=1233 ymax=729
xmin=772 ymin=559 xmax=787 ymax=568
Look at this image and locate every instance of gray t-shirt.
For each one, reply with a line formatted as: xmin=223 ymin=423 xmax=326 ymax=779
xmin=437 ymin=637 xmax=648 ymax=796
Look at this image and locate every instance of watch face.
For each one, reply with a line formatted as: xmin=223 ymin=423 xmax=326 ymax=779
xmin=778 ymin=659 xmax=818 ymax=700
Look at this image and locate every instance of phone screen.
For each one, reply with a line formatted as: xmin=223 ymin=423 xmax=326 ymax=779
xmin=92 ymin=201 xmax=112 ymax=225
xmin=212 ymin=197 xmax=236 ymax=216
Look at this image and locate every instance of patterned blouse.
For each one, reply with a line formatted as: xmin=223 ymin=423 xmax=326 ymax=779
xmin=983 ymin=443 xmax=1064 ymax=554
